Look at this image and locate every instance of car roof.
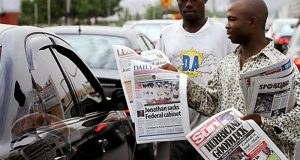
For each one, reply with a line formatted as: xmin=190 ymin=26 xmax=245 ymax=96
xmin=45 ymin=25 xmax=142 ymax=37
xmin=45 ymin=25 xmax=146 ymax=49
xmin=127 ymin=19 xmax=179 ymax=26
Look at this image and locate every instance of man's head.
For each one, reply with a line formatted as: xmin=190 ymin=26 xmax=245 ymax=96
xmin=225 ymin=0 xmax=268 ymax=44
xmin=177 ymin=0 xmax=207 ymax=22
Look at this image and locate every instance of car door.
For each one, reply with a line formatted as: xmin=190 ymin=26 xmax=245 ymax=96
xmin=7 ymin=32 xmax=134 ymax=160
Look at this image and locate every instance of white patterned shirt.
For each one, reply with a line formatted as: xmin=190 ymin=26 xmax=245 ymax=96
xmin=187 ymin=41 xmax=300 ymax=159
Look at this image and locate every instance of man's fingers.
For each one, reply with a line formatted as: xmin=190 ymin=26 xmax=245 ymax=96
xmin=160 ymin=63 xmax=178 ymax=72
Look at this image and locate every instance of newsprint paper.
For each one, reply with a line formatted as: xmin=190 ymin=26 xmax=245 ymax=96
xmin=240 ymin=59 xmax=295 ymax=117
xmin=113 ymin=45 xmax=170 ymax=122
xmin=296 ymin=143 xmax=300 ymax=160
xmin=186 ymin=108 xmax=287 ymax=160
xmin=132 ymin=60 xmax=190 ymax=144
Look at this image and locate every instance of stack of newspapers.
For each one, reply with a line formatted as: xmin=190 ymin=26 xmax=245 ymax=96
xmin=240 ymin=58 xmax=295 ymax=118
xmin=186 ymin=108 xmax=288 ymax=160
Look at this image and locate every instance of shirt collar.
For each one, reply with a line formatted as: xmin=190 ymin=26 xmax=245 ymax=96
xmin=234 ymin=38 xmax=274 ymax=59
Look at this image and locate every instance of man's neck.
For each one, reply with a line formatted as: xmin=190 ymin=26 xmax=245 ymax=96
xmin=239 ymin=37 xmax=269 ymax=69
xmin=182 ymin=17 xmax=207 ymax=33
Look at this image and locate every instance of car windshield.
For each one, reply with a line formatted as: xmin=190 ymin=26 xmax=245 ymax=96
xmin=59 ymin=34 xmax=130 ymax=70
xmin=132 ymin=23 xmax=172 ymax=41
xmin=272 ymin=19 xmax=298 ymax=34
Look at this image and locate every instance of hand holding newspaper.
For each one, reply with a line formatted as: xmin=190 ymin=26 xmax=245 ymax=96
xmin=113 ymin=45 xmax=190 ymax=144
xmin=113 ymin=45 xmax=170 ymax=122
xmin=186 ymin=108 xmax=287 ymax=160
xmin=240 ymin=59 xmax=295 ymax=117
xmin=132 ymin=60 xmax=190 ymax=144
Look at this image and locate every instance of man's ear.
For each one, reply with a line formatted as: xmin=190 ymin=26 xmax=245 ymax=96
xmin=249 ymin=16 xmax=258 ymax=26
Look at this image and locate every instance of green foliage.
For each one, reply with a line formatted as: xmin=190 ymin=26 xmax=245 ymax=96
xmin=205 ymin=9 xmax=227 ymax=18
xmin=20 ymin=0 xmax=121 ymax=25
xmin=144 ymin=4 xmax=164 ymax=19
xmin=20 ymin=0 xmax=65 ymax=25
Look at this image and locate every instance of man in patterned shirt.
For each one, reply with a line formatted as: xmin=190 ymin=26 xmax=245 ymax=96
xmin=162 ymin=0 xmax=300 ymax=159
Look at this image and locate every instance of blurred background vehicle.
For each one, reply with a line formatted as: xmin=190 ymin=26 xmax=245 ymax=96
xmin=123 ymin=19 xmax=179 ymax=45
xmin=0 ymin=24 xmax=154 ymax=160
xmin=287 ymin=24 xmax=300 ymax=69
xmin=265 ymin=18 xmax=298 ymax=53
xmin=45 ymin=25 xmax=155 ymax=98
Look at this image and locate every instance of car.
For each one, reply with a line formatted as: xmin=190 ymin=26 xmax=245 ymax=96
xmin=286 ymin=25 xmax=300 ymax=69
xmin=265 ymin=18 xmax=298 ymax=53
xmin=45 ymin=25 xmax=155 ymax=98
xmin=0 ymin=24 xmax=153 ymax=160
xmin=123 ymin=19 xmax=179 ymax=44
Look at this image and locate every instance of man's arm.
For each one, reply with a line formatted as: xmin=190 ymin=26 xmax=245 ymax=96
xmin=243 ymin=67 xmax=300 ymax=159
xmin=187 ymin=69 xmax=221 ymax=116
xmin=160 ymin=63 xmax=221 ymax=116
xmin=260 ymin=68 xmax=300 ymax=143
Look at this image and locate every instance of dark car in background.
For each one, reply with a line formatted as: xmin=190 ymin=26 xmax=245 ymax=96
xmin=45 ymin=26 xmax=155 ymax=98
xmin=0 ymin=24 xmax=153 ymax=160
xmin=266 ymin=18 xmax=298 ymax=53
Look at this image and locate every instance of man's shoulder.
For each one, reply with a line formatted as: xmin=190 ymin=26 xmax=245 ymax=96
xmin=219 ymin=53 xmax=237 ymax=65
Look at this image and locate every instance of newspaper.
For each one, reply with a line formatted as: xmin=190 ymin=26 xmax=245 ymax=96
xmin=249 ymin=74 xmax=295 ymax=117
xmin=296 ymin=143 xmax=300 ymax=160
xmin=113 ymin=45 xmax=170 ymax=122
xmin=131 ymin=60 xmax=190 ymax=144
xmin=239 ymin=59 xmax=295 ymax=117
xmin=186 ymin=108 xmax=288 ymax=160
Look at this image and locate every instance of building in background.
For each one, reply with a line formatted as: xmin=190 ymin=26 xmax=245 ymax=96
xmin=0 ymin=0 xmax=20 ymax=24
xmin=288 ymin=0 xmax=300 ymax=18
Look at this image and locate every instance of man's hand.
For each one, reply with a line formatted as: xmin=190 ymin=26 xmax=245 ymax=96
xmin=241 ymin=113 xmax=263 ymax=126
xmin=160 ymin=63 xmax=178 ymax=72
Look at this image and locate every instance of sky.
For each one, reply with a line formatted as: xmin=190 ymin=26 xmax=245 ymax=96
xmin=120 ymin=0 xmax=292 ymax=15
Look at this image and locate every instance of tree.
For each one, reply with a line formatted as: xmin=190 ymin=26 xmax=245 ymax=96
xmin=20 ymin=0 xmax=65 ymax=25
xmin=145 ymin=4 xmax=164 ymax=19
xmin=72 ymin=0 xmax=121 ymax=24
xmin=20 ymin=0 xmax=122 ymax=25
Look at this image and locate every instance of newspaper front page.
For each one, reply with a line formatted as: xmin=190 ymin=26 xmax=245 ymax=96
xmin=113 ymin=45 xmax=170 ymax=122
xmin=239 ymin=59 xmax=295 ymax=117
xmin=296 ymin=143 xmax=300 ymax=160
xmin=132 ymin=60 xmax=190 ymax=144
xmin=249 ymin=73 xmax=295 ymax=117
xmin=186 ymin=108 xmax=287 ymax=160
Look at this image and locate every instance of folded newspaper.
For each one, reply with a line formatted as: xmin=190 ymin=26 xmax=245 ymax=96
xmin=296 ymin=143 xmax=300 ymax=160
xmin=240 ymin=59 xmax=295 ymax=117
xmin=132 ymin=60 xmax=190 ymax=144
xmin=186 ymin=108 xmax=288 ymax=160
xmin=113 ymin=45 xmax=170 ymax=122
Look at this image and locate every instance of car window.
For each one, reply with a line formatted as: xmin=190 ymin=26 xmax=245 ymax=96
xmin=54 ymin=49 xmax=100 ymax=117
xmin=11 ymin=46 xmax=74 ymax=142
xmin=272 ymin=20 xmax=298 ymax=33
xmin=278 ymin=24 xmax=295 ymax=35
xmin=59 ymin=35 xmax=130 ymax=70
